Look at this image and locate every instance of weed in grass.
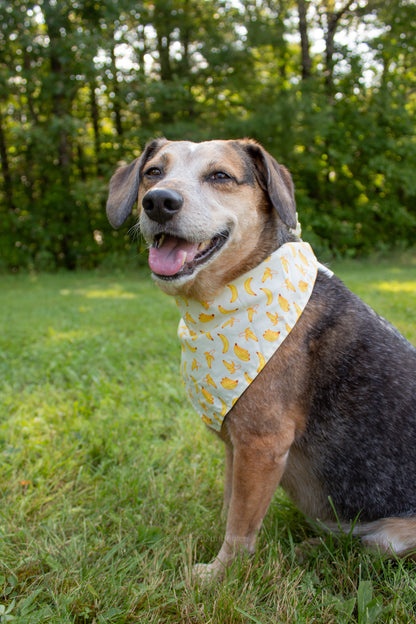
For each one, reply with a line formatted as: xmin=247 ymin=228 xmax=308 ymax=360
xmin=0 ymin=257 xmax=415 ymax=622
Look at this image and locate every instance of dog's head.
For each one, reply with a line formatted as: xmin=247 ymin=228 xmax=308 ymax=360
xmin=106 ymin=139 xmax=298 ymax=299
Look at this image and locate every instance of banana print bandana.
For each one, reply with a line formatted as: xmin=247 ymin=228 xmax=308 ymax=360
xmin=176 ymin=242 xmax=332 ymax=431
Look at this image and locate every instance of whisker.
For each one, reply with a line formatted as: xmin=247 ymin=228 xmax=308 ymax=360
xmin=129 ymin=222 xmax=141 ymax=240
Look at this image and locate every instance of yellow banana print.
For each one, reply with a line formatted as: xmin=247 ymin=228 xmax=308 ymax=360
xmin=280 ymin=256 xmax=289 ymax=273
xmin=219 ymin=397 xmax=228 ymax=417
xmin=294 ymin=301 xmax=302 ymax=319
xmin=299 ymin=250 xmax=309 ymax=266
xmin=256 ymin=351 xmax=266 ymax=372
xmin=218 ymin=304 xmax=239 ymax=314
xmin=266 ymin=311 xmax=279 ymax=325
xmin=190 ymin=375 xmax=199 ymax=394
xmin=262 ymin=267 xmax=273 ymax=282
xmin=296 ymin=263 xmax=306 ymax=277
xmin=178 ymin=295 xmax=189 ymax=307
xmin=227 ymin=284 xmax=238 ymax=303
xmin=260 ymin=287 xmax=273 ymax=306
xmin=263 ymin=329 xmax=281 ymax=342
xmin=288 ymin=243 xmax=297 ymax=257
xmin=278 ymin=294 xmax=290 ymax=312
xmin=182 ymin=360 xmax=188 ymax=378
xmin=199 ymin=312 xmax=215 ymax=322
xmin=218 ymin=333 xmax=229 ymax=353
xmin=285 ymin=323 xmax=292 ymax=334
xmin=244 ymin=277 xmax=256 ymax=296
xmin=191 ymin=358 xmax=200 ymax=371
xmin=221 ymin=377 xmax=239 ymax=390
xmin=205 ymin=331 xmax=214 ymax=341
xmin=204 ymin=373 xmax=217 ymax=388
xmin=201 ymin=414 xmax=213 ymax=426
xmin=233 ymin=343 xmax=250 ymax=362
xmin=221 ymin=317 xmax=237 ymax=328
xmin=240 ymin=327 xmax=258 ymax=342
xmin=247 ymin=305 xmax=259 ymax=322
xmin=285 ymin=278 xmax=296 ymax=292
xmin=223 ymin=359 xmax=240 ymax=374
xmin=204 ymin=350 xmax=215 ymax=368
xmin=244 ymin=372 xmax=253 ymax=384
xmin=201 ymin=386 xmax=214 ymax=404
xmin=184 ymin=311 xmax=197 ymax=324
xmin=200 ymin=300 xmax=210 ymax=310
xmin=298 ymin=280 xmax=308 ymax=292
xmin=184 ymin=339 xmax=197 ymax=353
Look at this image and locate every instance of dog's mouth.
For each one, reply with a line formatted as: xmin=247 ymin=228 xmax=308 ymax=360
xmin=148 ymin=230 xmax=230 ymax=280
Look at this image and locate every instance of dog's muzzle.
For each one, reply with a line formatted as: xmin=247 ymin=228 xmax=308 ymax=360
xmin=142 ymin=187 xmax=231 ymax=280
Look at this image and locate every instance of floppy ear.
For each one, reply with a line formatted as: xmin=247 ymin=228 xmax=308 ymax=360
xmin=242 ymin=141 xmax=297 ymax=230
xmin=106 ymin=138 xmax=167 ymax=228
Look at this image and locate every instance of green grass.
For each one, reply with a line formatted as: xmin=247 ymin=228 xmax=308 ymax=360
xmin=1 ymin=253 xmax=416 ymax=623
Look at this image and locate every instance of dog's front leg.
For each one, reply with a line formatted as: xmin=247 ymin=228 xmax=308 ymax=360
xmin=194 ymin=426 xmax=294 ymax=582
xmin=222 ymin=443 xmax=233 ymax=515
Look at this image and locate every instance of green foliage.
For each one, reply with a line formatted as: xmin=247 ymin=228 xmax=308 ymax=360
xmin=0 ymin=1 xmax=415 ymax=269
xmin=0 ymin=256 xmax=415 ymax=620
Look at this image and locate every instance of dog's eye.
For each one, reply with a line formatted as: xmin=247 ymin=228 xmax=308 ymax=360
xmin=209 ymin=171 xmax=232 ymax=181
xmin=145 ymin=166 xmax=162 ymax=177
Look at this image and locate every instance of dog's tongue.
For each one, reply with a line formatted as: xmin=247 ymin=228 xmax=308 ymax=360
xmin=148 ymin=235 xmax=200 ymax=276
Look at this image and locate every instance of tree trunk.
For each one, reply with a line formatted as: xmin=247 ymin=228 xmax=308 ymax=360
xmin=90 ymin=80 xmax=101 ymax=173
xmin=322 ymin=0 xmax=355 ymax=93
xmin=0 ymin=108 xmax=15 ymax=212
xmin=157 ymin=31 xmax=173 ymax=82
xmin=42 ymin=0 xmax=73 ymax=169
xmin=297 ymin=0 xmax=312 ymax=80
xmin=110 ymin=45 xmax=123 ymax=136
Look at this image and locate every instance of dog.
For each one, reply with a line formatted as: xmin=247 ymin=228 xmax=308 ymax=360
xmin=106 ymin=138 xmax=416 ymax=581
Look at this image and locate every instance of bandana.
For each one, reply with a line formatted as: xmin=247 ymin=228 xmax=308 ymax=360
xmin=176 ymin=242 xmax=331 ymax=431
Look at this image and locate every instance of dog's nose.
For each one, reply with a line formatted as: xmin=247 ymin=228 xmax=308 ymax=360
xmin=142 ymin=189 xmax=184 ymax=224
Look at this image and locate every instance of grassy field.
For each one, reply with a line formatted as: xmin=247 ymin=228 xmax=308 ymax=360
xmin=1 ymin=253 xmax=416 ymax=623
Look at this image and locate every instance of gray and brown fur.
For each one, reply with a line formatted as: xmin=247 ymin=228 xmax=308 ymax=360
xmin=106 ymin=138 xmax=416 ymax=580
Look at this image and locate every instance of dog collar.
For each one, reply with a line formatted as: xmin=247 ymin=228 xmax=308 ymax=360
xmin=176 ymin=242 xmax=326 ymax=431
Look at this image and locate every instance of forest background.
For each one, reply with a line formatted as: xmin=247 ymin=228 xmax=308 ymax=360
xmin=1 ymin=0 xmax=415 ymax=271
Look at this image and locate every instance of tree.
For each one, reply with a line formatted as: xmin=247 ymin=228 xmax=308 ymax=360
xmin=297 ymin=0 xmax=312 ymax=79
xmin=0 ymin=0 xmax=414 ymax=270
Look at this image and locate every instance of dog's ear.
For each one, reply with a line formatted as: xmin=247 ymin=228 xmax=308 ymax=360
xmin=106 ymin=138 xmax=168 ymax=228
xmin=242 ymin=141 xmax=297 ymax=230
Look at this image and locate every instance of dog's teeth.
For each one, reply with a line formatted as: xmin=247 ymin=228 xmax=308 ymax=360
xmin=180 ymin=253 xmax=187 ymax=268
xmin=198 ymin=239 xmax=211 ymax=252
xmin=154 ymin=234 xmax=165 ymax=249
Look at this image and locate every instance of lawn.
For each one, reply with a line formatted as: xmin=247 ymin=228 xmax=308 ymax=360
xmin=1 ymin=252 xmax=416 ymax=623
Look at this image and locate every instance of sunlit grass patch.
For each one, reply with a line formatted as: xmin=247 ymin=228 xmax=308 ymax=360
xmin=333 ymin=255 xmax=416 ymax=344
xmin=376 ymin=281 xmax=416 ymax=295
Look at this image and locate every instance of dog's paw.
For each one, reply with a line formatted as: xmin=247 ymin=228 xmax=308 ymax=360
xmin=192 ymin=561 xmax=225 ymax=583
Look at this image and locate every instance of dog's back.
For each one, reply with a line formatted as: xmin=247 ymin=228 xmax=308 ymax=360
xmin=289 ymin=272 xmax=416 ymax=523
